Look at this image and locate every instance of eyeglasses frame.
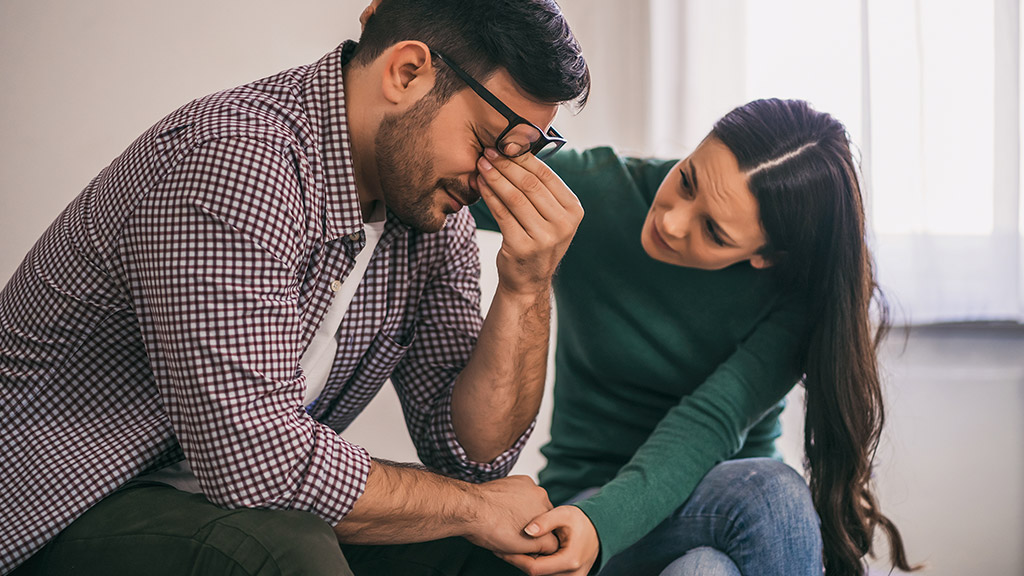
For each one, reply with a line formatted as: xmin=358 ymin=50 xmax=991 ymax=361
xmin=430 ymin=49 xmax=566 ymax=159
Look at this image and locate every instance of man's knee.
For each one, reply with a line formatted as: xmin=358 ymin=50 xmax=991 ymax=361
xmin=16 ymin=485 xmax=351 ymax=576
xmin=202 ymin=506 xmax=350 ymax=576
xmin=344 ymin=537 xmax=524 ymax=576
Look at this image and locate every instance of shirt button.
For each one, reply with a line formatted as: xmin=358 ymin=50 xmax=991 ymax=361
xmin=349 ymin=232 xmax=360 ymax=241
xmin=330 ymin=280 xmax=342 ymax=292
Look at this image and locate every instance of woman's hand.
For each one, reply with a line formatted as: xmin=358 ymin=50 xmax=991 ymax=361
xmin=497 ymin=505 xmax=601 ymax=576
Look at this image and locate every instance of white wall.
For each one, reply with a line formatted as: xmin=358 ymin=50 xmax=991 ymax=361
xmin=2 ymin=3 xmax=1022 ymax=576
xmin=870 ymin=325 xmax=1024 ymax=575
xmin=0 ymin=0 xmax=364 ymax=278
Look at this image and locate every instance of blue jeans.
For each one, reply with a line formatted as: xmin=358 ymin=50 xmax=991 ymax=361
xmin=573 ymin=458 xmax=823 ymax=576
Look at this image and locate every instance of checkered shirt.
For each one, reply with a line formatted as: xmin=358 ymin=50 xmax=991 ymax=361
xmin=0 ymin=41 xmax=529 ymax=573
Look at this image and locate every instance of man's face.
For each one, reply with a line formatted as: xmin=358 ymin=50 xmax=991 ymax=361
xmin=374 ymin=68 xmax=559 ymax=233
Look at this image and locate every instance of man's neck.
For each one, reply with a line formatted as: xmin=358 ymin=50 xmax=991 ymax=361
xmin=342 ymin=63 xmax=386 ymax=223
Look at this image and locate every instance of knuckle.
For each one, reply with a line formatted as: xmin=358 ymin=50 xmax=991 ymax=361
xmin=532 ymin=231 xmax=553 ymax=247
xmin=505 ymin=193 xmax=531 ymax=210
xmin=489 ymin=203 xmax=511 ymax=218
xmin=521 ymin=173 xmax=546 ymax=195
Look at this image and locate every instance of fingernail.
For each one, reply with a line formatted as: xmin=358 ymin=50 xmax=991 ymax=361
xmin=484 ymin=148 xmax=499 ymax=160
xmin=503 ymin=143 xmax=523 ymax=156
xmin=525 ymin=523 xmax=539 ymax=536
xmin=478 ymin=157 xmax=493 ymax=171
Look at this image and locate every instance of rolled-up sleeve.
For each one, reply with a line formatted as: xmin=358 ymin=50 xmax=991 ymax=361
xmin=388 ymin=210 xmax=532 ymax=482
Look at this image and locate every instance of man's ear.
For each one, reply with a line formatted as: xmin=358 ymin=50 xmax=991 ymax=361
xmin=379 ymin=41 xmax=435 ymax=107
xmin=359 ymin=0 xmax=382 ymax=32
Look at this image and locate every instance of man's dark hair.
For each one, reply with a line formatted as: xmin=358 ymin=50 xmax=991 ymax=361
xmin=352 ymin=0 xmax=589 ymax=111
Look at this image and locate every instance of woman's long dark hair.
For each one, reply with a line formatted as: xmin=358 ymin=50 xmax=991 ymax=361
xmin=712 ymin=99 xmax=917 ymax=576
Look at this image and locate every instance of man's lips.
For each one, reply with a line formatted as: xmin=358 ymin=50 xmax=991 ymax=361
xmin=443 ymin=185 xmax=479 ymax=210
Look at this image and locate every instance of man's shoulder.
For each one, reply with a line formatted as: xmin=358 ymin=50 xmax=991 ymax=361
xmin=185 ymin=82 xmax=311 ymax=149
xmin=138 ymin=58 xmax=318 ymax=159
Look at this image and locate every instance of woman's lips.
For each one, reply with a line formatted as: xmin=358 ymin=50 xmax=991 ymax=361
xmin=649 ymin=219 xmax=671 ymax=251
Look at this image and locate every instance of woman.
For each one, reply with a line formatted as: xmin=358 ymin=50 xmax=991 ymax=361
xmin=472 ymin=99 xmax=916 ymax=576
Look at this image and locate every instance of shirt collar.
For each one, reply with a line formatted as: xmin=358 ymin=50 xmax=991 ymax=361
xmin=301 ymin=40 xmax=366 ymax=242
xmin=302 ymin=41 xmax=418 ymax=247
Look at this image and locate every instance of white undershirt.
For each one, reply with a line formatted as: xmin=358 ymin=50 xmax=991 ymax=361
xmin=299 ymin=216 xmax=386 ymax=406
xmin=134 ymin=210 xmax=387 ymax=494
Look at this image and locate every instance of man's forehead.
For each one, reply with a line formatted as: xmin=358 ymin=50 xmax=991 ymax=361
xmin=480 ymin=68 xmax=560 ymax=127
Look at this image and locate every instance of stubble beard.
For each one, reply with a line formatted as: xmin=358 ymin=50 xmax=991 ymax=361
xmin=375 ymin=96 xmax=474 ymax=233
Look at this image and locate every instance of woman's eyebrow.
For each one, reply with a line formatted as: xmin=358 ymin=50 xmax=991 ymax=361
xmin=691 ymin=161 xmax=739 ymax=247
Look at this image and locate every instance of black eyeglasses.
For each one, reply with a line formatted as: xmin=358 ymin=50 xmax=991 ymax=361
xmin=431 ymin=50 xmax=566 ymax=160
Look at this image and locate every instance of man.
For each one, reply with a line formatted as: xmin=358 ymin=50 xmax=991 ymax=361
xmin=0 ymin=0 xmax=589 ymax=573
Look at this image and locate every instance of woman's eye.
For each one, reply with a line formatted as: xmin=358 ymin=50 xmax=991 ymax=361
xmin=678 ymin=169 xmax=695 ymax=199
xmin=705 ymin=220 xmax=726 ymax=247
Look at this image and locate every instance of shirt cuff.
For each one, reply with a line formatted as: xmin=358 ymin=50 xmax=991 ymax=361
xmin=427 ymin=386 xmax=535 ymax=482
xmin=302 ymin=428 xmax=372 ymax=526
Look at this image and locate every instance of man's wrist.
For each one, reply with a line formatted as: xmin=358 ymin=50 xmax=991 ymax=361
xmin=452 ymin=481 xmax=488 ymax=540
xmin=493 ymin=280 xmax=552 ymax=304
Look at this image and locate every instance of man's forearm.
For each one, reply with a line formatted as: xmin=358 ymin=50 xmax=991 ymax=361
xmin=335 ymin=459 xmax=473 ymax=544
xmin=450 ymin=283 xmax=551 ymax=462
xmin=335 ymin=459 xmax=557 ymax=554
xmin=449 ymin=146 xmax=582 ymax=463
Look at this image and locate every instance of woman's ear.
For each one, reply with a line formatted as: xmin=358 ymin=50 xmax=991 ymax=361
xmin=749 ymin=253 xmax=774 ymax=269
xmin=379 ymin=41 xmax=435 ymax=106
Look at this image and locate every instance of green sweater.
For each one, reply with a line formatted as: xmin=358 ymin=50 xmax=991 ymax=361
xmin=470 ymin=148 xmax=807 ymax=566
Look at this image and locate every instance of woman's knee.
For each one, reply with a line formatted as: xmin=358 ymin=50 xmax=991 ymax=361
xmin=659 ymin=547 xmax=740 ymax=576
xmin=700 ymin=459 xmax=820 ymax=534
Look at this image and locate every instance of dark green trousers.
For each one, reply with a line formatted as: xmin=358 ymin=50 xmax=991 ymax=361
xmin=13 ymin=484 xmax=524 ymax=576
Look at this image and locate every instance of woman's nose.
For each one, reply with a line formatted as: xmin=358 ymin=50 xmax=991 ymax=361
xmin=660 ymin=206 xmax=691 ymax=239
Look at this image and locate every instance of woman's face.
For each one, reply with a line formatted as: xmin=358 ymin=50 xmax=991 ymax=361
xmin=641 ymin=135 xmax=770 ymax=270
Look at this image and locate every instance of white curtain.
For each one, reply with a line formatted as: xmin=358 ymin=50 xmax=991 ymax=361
xmin=556 ymin=0 xmax=1024 ymax=324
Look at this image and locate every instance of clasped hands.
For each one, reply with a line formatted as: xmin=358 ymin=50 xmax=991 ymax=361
xmin=470 ymin=476 xmax=600 ymax=576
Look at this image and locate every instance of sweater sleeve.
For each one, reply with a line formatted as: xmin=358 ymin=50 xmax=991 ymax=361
xmin=575 ymin=295 xmax=807 ymax=568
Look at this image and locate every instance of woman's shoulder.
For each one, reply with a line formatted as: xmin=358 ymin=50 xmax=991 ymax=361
xmin=546 ymin=147 xmax=677 ymax=204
